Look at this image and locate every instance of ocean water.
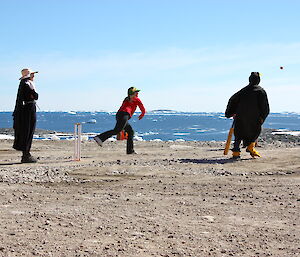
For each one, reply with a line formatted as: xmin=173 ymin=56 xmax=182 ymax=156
xmin=0 ymin=111 xmax=299 ymax=141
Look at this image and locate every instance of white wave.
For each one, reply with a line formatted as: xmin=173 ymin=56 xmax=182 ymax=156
xmin=173 ymin=133 xmax=191 ymax=136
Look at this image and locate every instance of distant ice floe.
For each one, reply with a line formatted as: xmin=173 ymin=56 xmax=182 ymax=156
xmin=49 ymin=135 xmax=60 ymax=141
xmin=197 ymin=128 xmax=217 ymax=133
xmin=33 ymin=133 xmax=91 ymax=141
xmin=0 ymin=134 xmax=14 ymax=140
xmin=139 ymin=131 xmax=159 ymax=136
xmin=87 ymin=119 xmax=97 ymax=124
xmin=269 ymin=112 xmax=300 ymax=117
xmin=173 ymin=133 xmax=191 ymax=136
xmin=196 ymin=130 xmax=209 ymax=133
xmin=187 ymin=126 xmax=200 ymax=130
xmin=150 ymin=139 xmax=163 ymax=142
xmin=17 ymin=133 xmax=146 ymax=141
xmin=272 ymin=129 xmax=300 ymax=136
xmin=147 ymin=110 xmax=224 ymax=116
xmin=134 ymin=136 xmax=144 ymax=141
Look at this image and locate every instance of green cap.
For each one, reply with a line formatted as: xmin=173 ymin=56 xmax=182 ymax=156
xmin=128 ymin=87 xmax=140 ymax=95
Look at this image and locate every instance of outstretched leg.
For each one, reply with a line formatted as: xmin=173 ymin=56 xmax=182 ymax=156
xmin=94 ymin=112 xmax=130 ymax=146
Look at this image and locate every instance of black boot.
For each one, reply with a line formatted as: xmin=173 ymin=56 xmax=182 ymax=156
xmin=127 ymin=151 xmax=137 ymax=155
xmin=21 ymin=152 xmax=38 ymax=163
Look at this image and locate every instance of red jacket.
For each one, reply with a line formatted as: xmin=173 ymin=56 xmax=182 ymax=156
xmin=118 ymin=97 xmax=146 ymax=117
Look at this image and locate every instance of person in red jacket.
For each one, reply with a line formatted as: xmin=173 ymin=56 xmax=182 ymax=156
xmin=94 ymin=87 xmax=146 ymax=154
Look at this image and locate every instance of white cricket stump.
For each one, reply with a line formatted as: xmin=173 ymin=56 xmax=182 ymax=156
xmin=74 ymin=123 xmax=82 ymax=161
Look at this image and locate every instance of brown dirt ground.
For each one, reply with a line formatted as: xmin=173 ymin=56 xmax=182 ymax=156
xmin=0 ymin=140 xmax=299 ymax=256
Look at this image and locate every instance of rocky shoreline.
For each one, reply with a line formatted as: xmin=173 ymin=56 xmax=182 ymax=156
xmin=0 ymin=128 xmax=56 ymax=135
xmin=1 ymin=127 xmax=299 ymax=143
xmin=259 ymin=128 xmax=300 ymax=145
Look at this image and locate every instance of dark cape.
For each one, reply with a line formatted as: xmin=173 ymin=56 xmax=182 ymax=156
xmin=13 ymin=78 xmax=38 ymax=152
xmin=225 ymin=75 xmax=270 ymax=146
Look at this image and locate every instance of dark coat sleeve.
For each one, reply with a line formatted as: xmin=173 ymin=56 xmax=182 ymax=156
xmin=13 ymin=82 xmax=24 ymax=116
xmin=257 ymin=89 xmax=270 ymax=123
xmin=225 ymin=91 xmax=240 ymax=118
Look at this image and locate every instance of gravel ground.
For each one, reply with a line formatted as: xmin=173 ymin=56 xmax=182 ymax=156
xmin=0 ymin=133 xmax=299 ymax=256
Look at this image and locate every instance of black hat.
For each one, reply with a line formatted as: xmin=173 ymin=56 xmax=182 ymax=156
xmin=249 ymin=72 xmax=260 ymax=85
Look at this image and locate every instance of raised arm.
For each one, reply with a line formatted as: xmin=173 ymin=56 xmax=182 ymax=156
xmin=137 ymin=98 xmax=146 ymax=120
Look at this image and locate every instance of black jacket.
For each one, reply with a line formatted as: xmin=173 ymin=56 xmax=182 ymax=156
xmin=13 ymin=78 xmax=38 ymax=115
xmin=13 ymin=78 xmax=39 ymax=151
xmin=225 ymin=83 xmax=269 ymax=145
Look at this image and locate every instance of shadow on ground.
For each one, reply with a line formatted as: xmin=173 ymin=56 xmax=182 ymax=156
xmin=0 ymin=162 xmax=22 ymax=166
xmin=179 ymin=157 xmax=252 ymax=164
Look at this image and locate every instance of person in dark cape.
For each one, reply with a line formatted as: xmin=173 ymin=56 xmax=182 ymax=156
xmin=225 ymin=72 xmax=270 ymax=159
xmin=13 ymin=68 xmax=39 ymax=163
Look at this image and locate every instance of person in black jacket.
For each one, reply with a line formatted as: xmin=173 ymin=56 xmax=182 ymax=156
xmin=13 ymin=68 xmax=39 ymax=163
xmin=225 ymin=72 xmax=270 ymax=159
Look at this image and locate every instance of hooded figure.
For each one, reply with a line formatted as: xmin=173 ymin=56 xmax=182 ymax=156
xmin=13 ymin=68 xmax=39 ymax=163
xmin=225 ymin=72 xmax=270 ymax=158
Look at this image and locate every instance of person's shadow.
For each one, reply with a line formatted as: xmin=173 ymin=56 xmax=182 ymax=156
xmin=179 ymin=158 xmax=249 ymax=164
xmin=0 ymin=162 xmax=22 ymax=166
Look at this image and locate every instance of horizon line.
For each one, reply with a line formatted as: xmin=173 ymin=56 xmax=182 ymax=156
xmin=0 ymin=110 xmax=300 ymax=114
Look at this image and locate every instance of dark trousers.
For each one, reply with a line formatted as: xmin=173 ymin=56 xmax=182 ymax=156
xmin=232 ymin=138 xmax=242 ymax=152
xmin=233 ymin=138 xmax=256 ymax=152
xmin=13 ymin=104 xmax=36 ymax=155
xmin=98 ymin=111 xmax=134 ymax=154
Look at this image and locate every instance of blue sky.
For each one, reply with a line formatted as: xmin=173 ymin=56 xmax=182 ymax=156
xmin=1 ymin=0 xmax=300 ymax=112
